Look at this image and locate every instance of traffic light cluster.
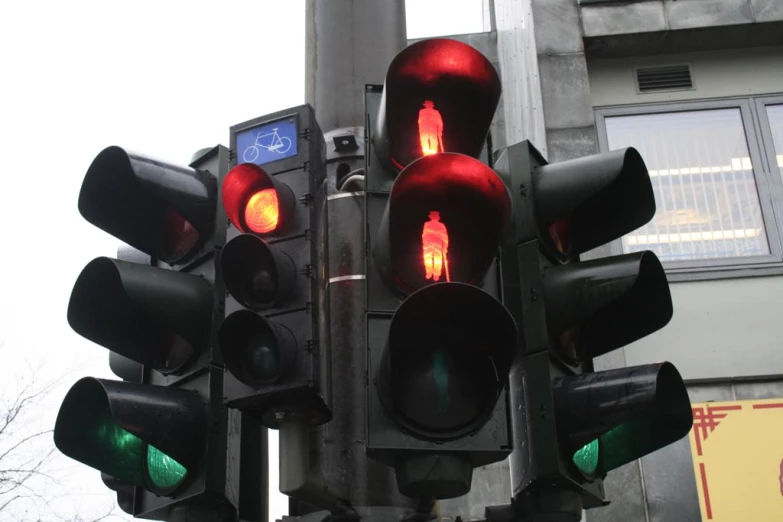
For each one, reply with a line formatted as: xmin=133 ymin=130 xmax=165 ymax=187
xmin=55 ymin=34 xmax=694 ymax=518
xmin=55 ymin=145 xmax=232 ymax=518
xmin=219 ymin=105 xmax=331 ymax=429
xmin=364 ymin=35 xmax=693 ymax=511
xmin=54 ymin=104 xmax=331 ymax=519
xmin=495 ymin=141 xmax=693 ymax=508
xmin=365 ymin=38 xmax=515 ymax=500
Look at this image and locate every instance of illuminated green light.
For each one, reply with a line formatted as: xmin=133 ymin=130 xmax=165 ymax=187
xmin=146 ymin=445 xmax=187 ymax=490
xmin=573 ymin=439 xmax=600 ymax=475
xmin=54 ymin=378 xmax=191 ymax=496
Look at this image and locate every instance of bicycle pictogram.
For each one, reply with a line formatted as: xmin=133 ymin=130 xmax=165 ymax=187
xmin=242 ymin=127 xmax=293 ymax=163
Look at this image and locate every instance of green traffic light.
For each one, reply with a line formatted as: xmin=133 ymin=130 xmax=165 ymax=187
xmin=54 ymin=378 xmax=191 ymax=496
xmin=147 ymin=445 xmax=188 ymax=490
xmin=572 ymin=439 xmax=600 ymax=476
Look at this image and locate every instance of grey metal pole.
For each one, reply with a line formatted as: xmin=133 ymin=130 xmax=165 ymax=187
xmin=305 ymin=0 xmax=406 ymax=131
xmin=300 ymin=0 xmax=418 ymax=514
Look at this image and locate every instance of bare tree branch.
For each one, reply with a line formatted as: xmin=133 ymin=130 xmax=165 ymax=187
xmin=0 ymin=344 xmax=124 ymax=521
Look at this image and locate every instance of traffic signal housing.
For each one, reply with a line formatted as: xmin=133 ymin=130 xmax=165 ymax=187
xmin=78 ymin=146 xmax=218 ymax=264
xmin=218 ymin=104 xmax=331 ymax=429
xmin=495 ymin=141 xmax=693 ymax=511
xmin=55 ymin=145 xmax=234 ymax=519
xmin=365 ymin=38 xmax=514 ymax=501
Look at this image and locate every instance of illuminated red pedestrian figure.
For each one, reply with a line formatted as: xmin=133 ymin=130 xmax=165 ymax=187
xmin=422 ymin=210 xmax=450 ymax=282
xmin=418 ymin=100 xmax=444 ymax=156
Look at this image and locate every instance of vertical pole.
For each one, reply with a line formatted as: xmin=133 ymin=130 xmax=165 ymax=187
xmin=305 ymin=0 xmax=406 ymax=131
xmin=301 ymin=0 xmax=418 ymax=514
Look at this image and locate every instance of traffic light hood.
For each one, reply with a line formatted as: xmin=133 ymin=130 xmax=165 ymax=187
xmin=54 ymin=377 xmax=208 ymax=496
xmin=553 ymin=362 xmax=693 ymax=475
xmin=543 ymin=251 xmax=673 ymax=361
xmin=68 ymin=257 xmax=213 ymax=374
xmin=79 ymin=146 xmax=217 ymax=263
xmin=534 ymin=147 xmax=654 ymax=256
xmin=377 ymin=282 xmax=517 ymax=441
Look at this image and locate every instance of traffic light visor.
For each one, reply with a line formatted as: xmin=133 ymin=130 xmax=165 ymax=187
xmin=375 ymin=38 xmax=501 ymax=170
xmin=54 ymin=378 xmax=207 ymax=496
xmin=373 ymin=153 xmax=511 ymax=295
xmin=67 ymin=257 xmax=212 ymax=374
xmin=554 ymin=363 xmax=693 ymax=476
xmin=79 ymin=146 xmax=216 ymax=263
xmin=222 ymin=163 xmax=296 ymax=236
xmin=543 ymin=251 xmax=672 ymax=362
xmin=377 ymin=283 xmax=516 ymax=440
xmin=534 ymin=147 xmax=654 ymax=256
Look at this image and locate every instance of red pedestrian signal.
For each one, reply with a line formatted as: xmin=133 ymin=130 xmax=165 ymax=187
xmin=422 ymin=211 xmax=450 ymax=282
xmin=364 ymin=38 xmax=513 ymax=501
xmin=374 ymin=153 xmax=510 ymax=295
xmin=374 ymin=38 xmax=501 ymax=172
xmin=418 ymin=100 xmax=445 ymax=156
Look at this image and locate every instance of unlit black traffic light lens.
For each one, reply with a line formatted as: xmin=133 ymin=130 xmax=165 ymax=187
xmin=221 ymin=234 xmax=296 ymax=310
xmin=241 ymin=336 xmax=281 ymax=384
xmin=378 ymin=283 xmax=516 ymax=440
xmin=155 ymin=329 xmax=196 ymax=374
xmin=391 ymin=343 xmax=499 ymax=432
xmin=251 ymin=269 xmax=278 ymax=305
xmin=219 ymin=310 xmax=297 ymax=387
xmin=161 ymin=208 xmax=200 ymax=263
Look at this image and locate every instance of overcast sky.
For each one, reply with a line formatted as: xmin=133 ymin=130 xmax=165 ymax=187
xmin=0 ymin=1 xmax=485 ymax=520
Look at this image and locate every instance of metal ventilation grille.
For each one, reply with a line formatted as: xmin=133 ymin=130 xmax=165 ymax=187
xmin=635 ymin=65 xmax=693 ymax=93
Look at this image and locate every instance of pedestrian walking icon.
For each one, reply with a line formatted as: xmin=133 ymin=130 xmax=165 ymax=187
xmin=418 ymin=100 xmax=444 ymax=156
xmin=422 ymin=210 xmax=450 ymax=282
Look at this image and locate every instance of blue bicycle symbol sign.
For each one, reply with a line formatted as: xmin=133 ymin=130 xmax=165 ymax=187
xmin=242 ymin=127 xmax=293 ymax=163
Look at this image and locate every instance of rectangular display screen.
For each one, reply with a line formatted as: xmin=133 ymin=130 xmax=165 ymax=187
xmin=236 ymin=116 xmax=298 ymax=166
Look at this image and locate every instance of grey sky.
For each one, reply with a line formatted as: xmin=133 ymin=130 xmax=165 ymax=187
xmin=0 ymin=1 xmax=484 ymax=520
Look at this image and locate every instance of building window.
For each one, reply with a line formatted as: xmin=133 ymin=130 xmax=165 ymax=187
xmin=605 ymin=109 xmax=768 ymax=261
xmin=596 ymin=97 xmax=783 ymax=279
xmin=405 ymin=0 xmax=492 ymax=39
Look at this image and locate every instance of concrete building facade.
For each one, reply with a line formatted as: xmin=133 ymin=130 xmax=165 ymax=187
xmin=428 ymin=1 xmax=783 ymax=520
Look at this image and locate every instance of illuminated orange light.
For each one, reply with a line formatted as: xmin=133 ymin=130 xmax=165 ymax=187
xmin=418 ymin=100 xmax=445 ymax=156
xmin=244 ymin=188 xmax=279 ymax=234
xmin=422 ymin=210 xmax=450 ymax=282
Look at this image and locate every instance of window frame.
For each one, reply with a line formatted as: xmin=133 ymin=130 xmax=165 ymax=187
xmin=755 ymin=95 xmax=783 ymax=185
xmin=594 ymin=96 xmax=783 ymax=282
